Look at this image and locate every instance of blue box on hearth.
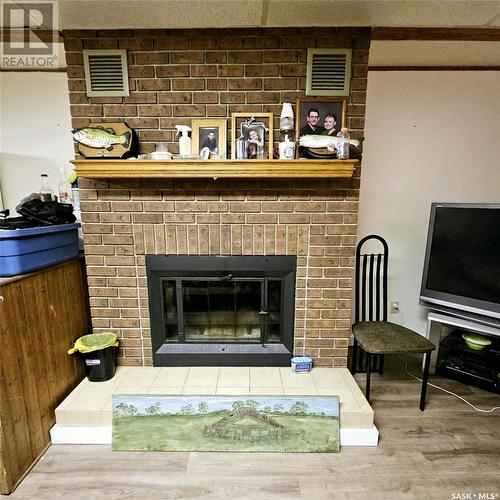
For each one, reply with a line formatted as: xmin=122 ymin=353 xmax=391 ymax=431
xmin=291 ymin=356 xmax=313 ymax=373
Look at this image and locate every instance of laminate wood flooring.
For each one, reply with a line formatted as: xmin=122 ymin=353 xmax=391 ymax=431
xmin=9 ymin=356 xmax=500 ymax=500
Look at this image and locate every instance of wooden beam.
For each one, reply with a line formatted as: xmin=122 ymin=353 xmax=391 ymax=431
xmin=0 ymin=68 xmax=67 ymax=73
xmin=372 ymin=27 xmax=500 ymax=41
xmin=0 ymin=29 xmax=62 ymax=43
xmin=369 ymin=66 xmax=500 ymax=71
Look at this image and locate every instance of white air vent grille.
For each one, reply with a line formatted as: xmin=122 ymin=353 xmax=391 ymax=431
xmin=83 ymin=50 xmax=129 ymax=97
xmin=306 ymin=49 xmax=352 ymax=96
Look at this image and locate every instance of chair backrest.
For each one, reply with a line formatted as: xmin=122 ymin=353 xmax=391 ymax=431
xmin=354 ymin=235 xmax=388 ymax=323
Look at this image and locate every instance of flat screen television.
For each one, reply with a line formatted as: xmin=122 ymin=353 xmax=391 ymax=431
xmin=420 ymin=203 xmax=500 ymax=321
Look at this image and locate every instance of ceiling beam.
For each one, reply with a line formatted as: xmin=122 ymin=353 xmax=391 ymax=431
xmin=372 ymin=27 xmax=500 ymax=41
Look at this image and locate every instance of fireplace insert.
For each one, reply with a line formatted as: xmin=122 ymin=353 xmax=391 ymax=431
xmin=146 ymin=255 xmax=296 ymax=366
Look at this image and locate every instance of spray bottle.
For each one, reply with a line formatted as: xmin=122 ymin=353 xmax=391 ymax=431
xmin=175 ymin=125 xmax=192 ymax=157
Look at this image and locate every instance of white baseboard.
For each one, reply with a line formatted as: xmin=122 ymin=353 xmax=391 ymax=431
xmin=50 ymin=424 xmax=379 ymax=447
xmin=340 ymin=426 xmax=379 ymax=446
xmin=50 ymin=425 xmax=112 ymax=444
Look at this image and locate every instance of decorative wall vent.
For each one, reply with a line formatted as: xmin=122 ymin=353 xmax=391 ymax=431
xmin=306 ymin=48 xmax=352 ymax=96
xmin=83 ymin=49 xmax=129 ymax=97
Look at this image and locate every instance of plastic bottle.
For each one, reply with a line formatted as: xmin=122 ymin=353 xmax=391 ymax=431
xmin=175 ymin=125 xmax=192 ymax=157
xmin=337 ymin=127 xmax=350 ymax=160
xmin=58 ymin=166 xmax=72 ymax=204
xmin=67 ymin=168 xmax=80 ymax=211
xmin=39 ymin=174 xmax=55 ymax=202
xmin=279 ymin=133 xmax=296 ymax=159
xmin=71 ymin=183 xmax=81 ymax=212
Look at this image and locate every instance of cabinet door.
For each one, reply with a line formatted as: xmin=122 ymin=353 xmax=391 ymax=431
xmin=0 ymin=259 xmax=88 ymax=494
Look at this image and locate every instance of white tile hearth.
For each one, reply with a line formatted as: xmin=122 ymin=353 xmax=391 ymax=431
xmin=217 ymin=366 xmax=250 ymax=387
xmin=52 ymin=366 xmax=378 ymax=446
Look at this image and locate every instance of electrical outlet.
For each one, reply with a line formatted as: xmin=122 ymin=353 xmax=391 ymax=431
xmin=390 ymin=301 xmax=399 ymax=314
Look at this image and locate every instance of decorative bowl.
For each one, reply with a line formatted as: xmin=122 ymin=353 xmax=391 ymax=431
xmin=462 ymin=333 xmax=491 ymax=350
xmin=151 ymin=151 xmax=173 ymax=160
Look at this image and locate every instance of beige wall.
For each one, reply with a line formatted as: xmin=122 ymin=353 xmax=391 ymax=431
xmin=358 ymin=70 xmax=500 ymax=334
xmin=0 ymin=71 xmax=73 ymax=211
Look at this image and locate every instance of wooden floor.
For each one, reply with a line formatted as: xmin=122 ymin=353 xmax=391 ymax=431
xmin=9 ymin=356 xmax=500 ymax=500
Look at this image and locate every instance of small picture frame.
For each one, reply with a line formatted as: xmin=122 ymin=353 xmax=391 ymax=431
xmin=230 ymin=112 xmax=273 ymax=160
xmin=191 ymin=119 xmax=227 ymax=159
xmin=296 ymin=97 xmax=347 ymax=139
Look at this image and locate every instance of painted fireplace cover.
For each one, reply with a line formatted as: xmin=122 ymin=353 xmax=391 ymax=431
xmin=112 ymin=394 xmax=340 ymax=453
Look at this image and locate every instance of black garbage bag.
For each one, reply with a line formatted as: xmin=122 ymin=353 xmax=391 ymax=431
xmin=0 ymin=215 xmax=39 ymax=230
xmin=16 ymin=198 xmax=76 ymax=226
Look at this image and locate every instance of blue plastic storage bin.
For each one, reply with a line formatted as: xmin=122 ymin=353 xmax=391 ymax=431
xmin=0 ymin=223 xmax=80 ymax=277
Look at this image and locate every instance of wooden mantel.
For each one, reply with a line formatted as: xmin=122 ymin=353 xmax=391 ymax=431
xmin=71 ymin=159 xmax=358 ymax=179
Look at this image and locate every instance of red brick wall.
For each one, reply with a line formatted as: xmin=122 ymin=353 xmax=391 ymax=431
xmin=64 ymin=28 xmax=369 ymax=154
xmin=65 ymin=27 xmax=370 ymax=367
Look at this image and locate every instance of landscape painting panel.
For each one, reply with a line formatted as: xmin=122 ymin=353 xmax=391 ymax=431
xmin=112 ymin=395 xmax=340 ymax=453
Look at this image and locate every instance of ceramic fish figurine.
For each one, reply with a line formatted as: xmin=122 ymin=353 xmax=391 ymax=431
xmin=72 ymin=126 xmax=131 ymax=150
xmin=299 ymin=134 xmax=360 ymax=150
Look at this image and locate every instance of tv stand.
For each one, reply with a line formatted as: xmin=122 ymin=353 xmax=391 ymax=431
xmin=426 ymin=311 xmax=500 ymax=372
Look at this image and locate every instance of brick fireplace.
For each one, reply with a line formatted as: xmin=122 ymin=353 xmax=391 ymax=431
xmin=66 ymin=27 xmax=369 ymax=367
xmin=79 ymin=177 xmax=358 ymax=367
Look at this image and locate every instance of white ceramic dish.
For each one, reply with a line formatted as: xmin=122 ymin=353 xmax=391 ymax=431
xmin=151 ymin=152 xmax=173 ymax=160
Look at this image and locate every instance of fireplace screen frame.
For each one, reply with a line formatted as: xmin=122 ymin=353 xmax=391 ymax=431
xmin=146 ymin=255 xmax=297 ymax=366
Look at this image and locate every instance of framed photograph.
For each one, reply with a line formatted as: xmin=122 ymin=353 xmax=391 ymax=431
xmin=296 ymin=97 xmax=347 ymax=139
xmin=191 ymin=119 xmax=227 ymax=159
xmin=230 ymin=112 xmax=273 ymax=160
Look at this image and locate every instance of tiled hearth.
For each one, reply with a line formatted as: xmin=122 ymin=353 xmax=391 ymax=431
xmin=51 ymin=366 xmax=378 ymax=446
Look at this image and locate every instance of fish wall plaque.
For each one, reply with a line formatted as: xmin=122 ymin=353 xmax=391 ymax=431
xmin=72 ymin=122 xmax=136 ymax=158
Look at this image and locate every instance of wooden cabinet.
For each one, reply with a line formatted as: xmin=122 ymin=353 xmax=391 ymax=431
xmin=0 ymin=259 xmax=90 ymax=494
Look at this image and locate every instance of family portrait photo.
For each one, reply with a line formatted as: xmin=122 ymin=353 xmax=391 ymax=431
xmin=296 ymin=97 xmax=347 ymax=138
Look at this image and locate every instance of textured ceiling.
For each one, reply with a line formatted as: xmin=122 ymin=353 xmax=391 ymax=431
xmin=51 ymin=0 xmax=500 ymax=30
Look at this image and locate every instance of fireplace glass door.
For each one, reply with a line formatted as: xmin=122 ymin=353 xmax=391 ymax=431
xmin=147 ymin=255 xmax=296 ymax=365
xmin=162 ymin=278 xmax=282 ymax=344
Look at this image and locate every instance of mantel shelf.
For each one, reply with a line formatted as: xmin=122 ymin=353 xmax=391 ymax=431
xmin=71 ymin=159 xmax=359 ymax=179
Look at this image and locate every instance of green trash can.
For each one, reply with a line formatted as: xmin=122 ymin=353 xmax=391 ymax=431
xmin=68 ymin=332 xmax=119 ymax=382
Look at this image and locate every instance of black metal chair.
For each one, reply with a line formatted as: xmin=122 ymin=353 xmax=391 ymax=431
xmin=350 ymin=235 xmax=435 ymax=411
